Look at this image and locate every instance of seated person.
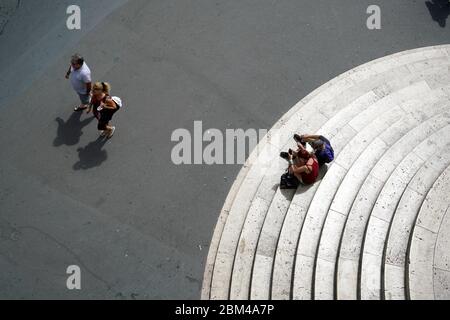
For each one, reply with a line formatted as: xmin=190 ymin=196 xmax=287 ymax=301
xmin=294 ymin=134 xmax=334 ymax=166
xmin=280 ymin=146 xmax=319 ymax=186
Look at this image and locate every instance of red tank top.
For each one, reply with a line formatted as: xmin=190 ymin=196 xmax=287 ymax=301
xmin=92 ymin=94 xmax=109 ymax=118
xmin=300 ymin=157 xmax=319 ymax=185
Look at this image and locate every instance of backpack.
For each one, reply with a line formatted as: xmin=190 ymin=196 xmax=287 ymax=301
xmin=111 ymin=96 xmax=123 ymax=109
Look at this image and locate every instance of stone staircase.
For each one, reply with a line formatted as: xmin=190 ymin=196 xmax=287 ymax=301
xmin=202 ymin=45 xmax=450 ymax=300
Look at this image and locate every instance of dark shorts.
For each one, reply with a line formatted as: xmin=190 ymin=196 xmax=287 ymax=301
xmin=97 ymin=120 xmax=109 ymax=131
xmin=97 ymin=109 xmax=117 ymax=131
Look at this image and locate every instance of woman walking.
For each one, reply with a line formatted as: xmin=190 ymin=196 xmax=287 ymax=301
xmin=88 ymin=82 xmax=121 ymax=139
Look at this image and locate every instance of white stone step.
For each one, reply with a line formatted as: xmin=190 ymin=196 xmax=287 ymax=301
xmin=408 ymin=165 xmax=450 ymax=299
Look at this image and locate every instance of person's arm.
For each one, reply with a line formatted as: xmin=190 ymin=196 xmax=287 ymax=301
xmin=294 ymin=144 xmax=315 ymax=158
xmin=85 ymin=82 xmax=92 ymax=95
xmin=86 ymin=101 xmax=93 ymax=114
xmin=288 ymin=155 xmax=311 ymax=176
xmin=288 ymin=163 xmax=311 ymax=180
xmin=101 ymin=98 xmax=117 ymax=110
xmin=291 ymin=164 xmax=311 ymax=175
xmin=86 ymin=96 xmax=94 ymax=114
xmin=300 ymin=134 xmax=321 ymax=143
xmin=65 ymin=65 xmax=72 ymax=79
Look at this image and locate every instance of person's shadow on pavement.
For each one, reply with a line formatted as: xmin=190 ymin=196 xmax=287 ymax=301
xmin=425 ymin=0 xmax=450 ymax=27
xmin=73 ymin=137 xmax=108 ymax=170
xmin=53 ymin=112 xmax=95 ymax=147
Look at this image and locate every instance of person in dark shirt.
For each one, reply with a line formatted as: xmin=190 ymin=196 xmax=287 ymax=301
xmin=294 ymin=134 xmax=334 ymax=166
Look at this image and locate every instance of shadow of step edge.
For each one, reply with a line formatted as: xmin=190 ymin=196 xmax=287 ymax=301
xmin=203 ymin=44 xmax=450 ymax=300
xmin=292 ymin=80 xmax=432 ymax=300
xmin=384 ymin=142 xmax=450 ymax=300
xmin=336 ymin=110 xmax=450 ymax=300
xmin=408 ymin=164 xmax=450 ymax=300
xmin=360 ymin=124 xmax=450 ymax=300
xmin=316 ymin=93 xmax=450 ymax=300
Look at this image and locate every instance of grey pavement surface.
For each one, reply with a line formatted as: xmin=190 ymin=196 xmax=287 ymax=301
xmin=0 ymin=0 xmax=449 ymax=299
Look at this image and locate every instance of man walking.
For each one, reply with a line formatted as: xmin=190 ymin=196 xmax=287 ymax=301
xmin=65 ymin=54 xmax=92 ymax=111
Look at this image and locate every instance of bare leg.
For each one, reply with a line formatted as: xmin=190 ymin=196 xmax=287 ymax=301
xmin=105 ymin=124 xmax=116 ymax=138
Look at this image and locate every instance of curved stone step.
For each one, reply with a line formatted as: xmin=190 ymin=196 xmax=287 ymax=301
xmin=202 ymin=45 xmax=450 ymax=300
xmin=408 ymin=165 xmax=450 ymax=299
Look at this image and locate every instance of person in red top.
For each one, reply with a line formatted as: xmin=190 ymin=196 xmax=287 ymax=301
xmin=281 ymin=146 xmax=319 ymax=185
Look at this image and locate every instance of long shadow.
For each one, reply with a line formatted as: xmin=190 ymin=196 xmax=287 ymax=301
xmin=425 ymin=0 xmax=450 ymax=27
xmin=54 ymin=112 xmax=95 ymax=147
xmin=73 ymin=137 xmax=108 ymax=170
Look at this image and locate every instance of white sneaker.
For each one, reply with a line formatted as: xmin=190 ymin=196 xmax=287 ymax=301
xmin=107 ymin=126 xmax=116 ymax=139
xmin=100 ymin=130 xmax=107 ymax=137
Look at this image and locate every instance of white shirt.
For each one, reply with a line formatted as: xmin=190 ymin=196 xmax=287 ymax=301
xmin=70 ymin=62 xmax=91 ymax=94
